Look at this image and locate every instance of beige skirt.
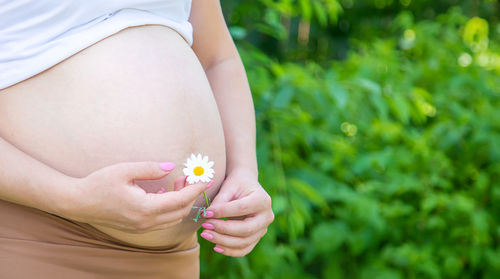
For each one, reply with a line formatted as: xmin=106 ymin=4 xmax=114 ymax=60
xmin=0 ymin=200 xmax=199 ymax=279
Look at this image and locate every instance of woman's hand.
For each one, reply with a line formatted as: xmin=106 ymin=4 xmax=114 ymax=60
xmin=62 ymin=161 xmax=210 ymax=234
xmin=200 ymin=168 xmax=274 ymax=257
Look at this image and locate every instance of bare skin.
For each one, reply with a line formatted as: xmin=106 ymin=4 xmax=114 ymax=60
xmin=190 ymin=0 xmax=274 ymax=257
xmin=0 ymin=25 xmax=226 ymax=247
xmin=0 ymin=0 xmax=273 ymax=255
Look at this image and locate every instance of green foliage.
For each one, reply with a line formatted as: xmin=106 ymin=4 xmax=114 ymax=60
xmin=201 ymin=1 xmax=500 ymax=278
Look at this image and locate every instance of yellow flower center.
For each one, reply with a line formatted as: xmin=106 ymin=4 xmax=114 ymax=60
xmin=193 ymin=166 xmax=204 ymax=176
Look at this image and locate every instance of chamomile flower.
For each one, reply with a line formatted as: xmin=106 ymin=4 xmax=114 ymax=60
xmin=183 ymin=153 xmax=215 ymax=184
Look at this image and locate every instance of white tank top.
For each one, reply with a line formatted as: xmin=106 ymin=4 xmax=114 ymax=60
xmin=0 ymin=0 xmax=193 ymax=90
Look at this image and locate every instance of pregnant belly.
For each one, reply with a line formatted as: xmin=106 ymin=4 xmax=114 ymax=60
xmin=0 ymin=25 xmax=226 ymax=248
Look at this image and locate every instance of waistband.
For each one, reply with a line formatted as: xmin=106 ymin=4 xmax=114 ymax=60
xmin=0 ymin=200 xmax=199 ymax=279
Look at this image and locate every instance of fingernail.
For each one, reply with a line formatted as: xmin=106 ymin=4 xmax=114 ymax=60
xmin=200 ymin=232 xmax=213 ymax=240
xmin=160 ymin=162 xmax=175 ymax=171
xmin=206 ymin=180 xmax=214 ymax=189
xmin=204 ymin=211 xmax=214 ymax=218
xmin=202 ymin=223 xmax=214 ymax=230
xmin=184 ymin=175 xmax=188 ymax=184
xmin=214 ymin=247 xmax=224 ymax=253
xmin=159 ymin=187 xmax=166 ymax=193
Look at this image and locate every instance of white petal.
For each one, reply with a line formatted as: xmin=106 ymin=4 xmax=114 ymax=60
xmin=200 ymin=176 xmax=210 ymax=182
xmin=203 ymin=155 xmax=208 ymax=162
xmin=197 ymin=153 xmax=202 ymax=161
xmin=207 ymin=161 xmax=214 ymax=167
xmin=183 ymin=168 xmax=191 ymax=176
xmin=207 ymin=173 xmax=214 ymax=179
xmin=187 ymin=176 xmax=195 ymax=184
xmin=191 ymin=154 xmax=196 ymax=160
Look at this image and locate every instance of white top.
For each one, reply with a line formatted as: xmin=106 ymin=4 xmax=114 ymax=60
xmin=0 ymin=0 xmax=193 ymax=90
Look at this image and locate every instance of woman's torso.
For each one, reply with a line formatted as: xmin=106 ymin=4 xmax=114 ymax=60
xmin=0 ymin=25 xmax=226 ymax=248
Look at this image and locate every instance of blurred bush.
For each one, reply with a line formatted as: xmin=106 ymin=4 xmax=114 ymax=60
xmin=200 ymin=1 xmax=500 ymax=278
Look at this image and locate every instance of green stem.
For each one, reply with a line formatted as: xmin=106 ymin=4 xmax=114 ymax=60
xmin=203 ymin=191 xmax=210 ymax=207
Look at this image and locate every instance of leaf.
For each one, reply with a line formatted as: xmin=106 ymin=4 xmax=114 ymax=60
xmin=299 ymin=0 xmax=312 ymax=21
xmin=326 ymin=71 xmax=349 ymax=109
xmin=312 ymin=1 xmax=328 ymax=26
xmin=311 ymin=221 xmax=349 ymax=253
xmin=229 ymin=26 xmax=247 ymax=40
xmin=272 ymin=86 xmax=295 ymax=109
xmin=289 ymin=178 xmax=328 ymax=208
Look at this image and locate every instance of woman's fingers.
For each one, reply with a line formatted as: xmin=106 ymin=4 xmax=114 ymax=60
xmin=200 ymin=186 xmax=274 ymax=256
xmin=207 ymin=191 xmax=269 ymax=219
xmin=152 ymin=206 xmax=192 ymax=228
xmin=173 ymin=175 xmax=187 ymax=191
xmin=127 ymin=178 xmax=212 ymax=232
xmin=212 ymin=241 xmax=259 ymax=257
xmin=154 ymin=175 xmax=187 ymax=195
xmin=202 ymin=214 xmax=266 ymax=237
xmin=156 ymin=187 xmax=166 ymax=194
xmin=199 ymin=214 xmax=271 ymax=256
xmin=145 ymin=180 xmax=207 ymax=213
xmin=153 ymin=175 xmax=185 ymax=194
xmin=164 ymin=180 xmax=208 ymax=209
xmin=199 ymin=228 xmax=265 ymax=250
xmin=76 ymin=162 xmax=213 ymax=234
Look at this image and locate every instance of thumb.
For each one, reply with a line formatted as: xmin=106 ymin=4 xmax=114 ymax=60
xmin=113 ymin=161 xmax=176 ymax=182
xmin=206 ymin=189 xmax=233 ymax=215
xmin=147 ymin=180 xmax=209 ymax=211
xmin=173 ymin=175 xmax=187 ymax=191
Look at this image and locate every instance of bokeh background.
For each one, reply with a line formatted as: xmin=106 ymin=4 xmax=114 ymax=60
xmin=200 ymin=1 xmax=500 ymax=278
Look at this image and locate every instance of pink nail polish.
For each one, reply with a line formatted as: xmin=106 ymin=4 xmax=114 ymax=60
xmin=159 ymin=187 xmax=166 ymax=193
xmin=200 ymin=232 xmax=213 ymax=240
xmin=184 ymin=175 xmax=188 ymax=183
xmin=202 ymin=223 xmax=214 ymax=230
xmin=160 ymin=162 xmax=175 ymax=171
xmin=204 ymin=211 xmax=214 ymax=218
xmin=206 ymin=181 xmax=214 ymax=189
xmin=214 ymin=247 xmax=224 ymax=253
